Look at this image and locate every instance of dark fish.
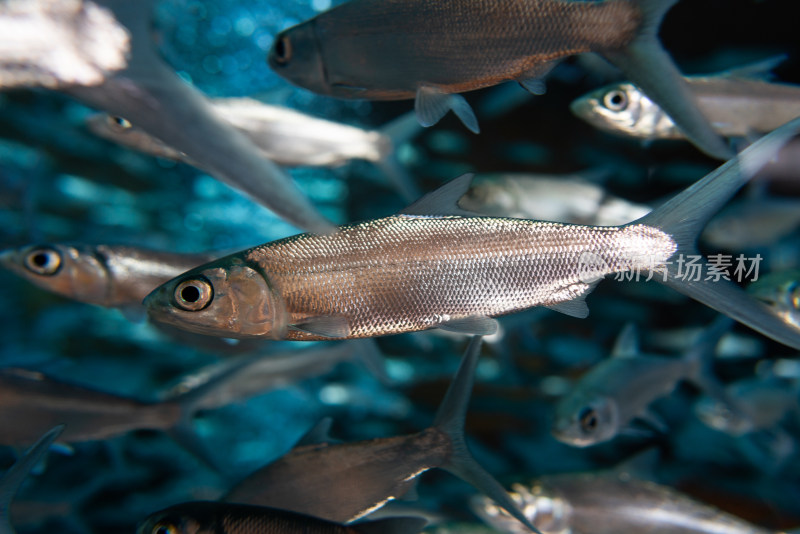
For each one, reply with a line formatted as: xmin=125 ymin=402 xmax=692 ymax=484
xmin=144 ymin=118 xmax=800 ymax=352
xmin=471 ymin=471 xmax=782 ymax=534
xmin=137 ymin=501 xmax=426 ymax=534
xmin=269 ymin=0 xmax=732 ymax=159
xmin=0 ymin=425 xmax=63 ymax=534
xmin=62 ymin=0 xmax=334 ymax=234
xmin=0 ymin=243 xmax=213 ymax=308
xmin=223 ymin=337 xmax=538 ymax=533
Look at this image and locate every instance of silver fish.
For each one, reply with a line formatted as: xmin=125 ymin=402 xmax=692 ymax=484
xmin=223 ymin=337 xmax=538 ymax=533
xmin=551 ymin=318 xmax=731 ymax=447
xmin=137 ymin=501 xmax=426 ymax=534
xmin=458 ymin=170 xmax=651 ymax=225
xmin=471 ymin=472 xmax=782 ymax=534
xmin=748 ymin=270 xmax=800 ymax=329
xmin=0 ymin=425 xmax=63 ymax=534
xmin=0 ymin=243 xmax=213 ymax=308
xmin=60 ymin=0 xmax=334 ymax=234
xmin=571 ymin=56 xmax=800 ymax=148
xmin=85 ymin=100 xmax=422 ymax=200
xmin=143 ymin=118 xmax=800 ymax=352
xmin=269 ymin=0 xmax=732 ymax=159
xmin=0 ymin=0 xmax=129 ymax=89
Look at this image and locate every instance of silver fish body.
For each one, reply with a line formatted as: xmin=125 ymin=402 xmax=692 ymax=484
xmin=472 ymin=473 xmax=780 ymax=534
xmin=0 ymin=243 xmax=213 ymax=308
xmin=145 ymin=216 xmax=674 ymax=341
xmin=571 ymin=75 xmax=800 ymax=142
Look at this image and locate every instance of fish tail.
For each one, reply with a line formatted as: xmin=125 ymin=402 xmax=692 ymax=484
xmin=0 ymin=425 xmax=64 ymax=534
xmin=433 ymin=336 xmax=541 ymax=534
xmin=633 ymin=117 xmax=800 ymax=350
xmin=601 ymin=0 xmax=733 ymax=160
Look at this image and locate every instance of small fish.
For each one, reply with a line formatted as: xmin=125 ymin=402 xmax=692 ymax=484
xmin=144 ymin=117 xmax=800 ymax=352
xmin=748 ymin=270 xmax=800 ymax=329
xmin=551 ymin=317 xmax=732 ymax=447
xmin=458 ymin=170 xmax=650 ymax=225
xmin=223 ymin=337 xmax=539 ymax=533
xmin=60 ymin=0 xmax=334 ymax=234
xmin=0 ymin=243 xmax=213 ymax=308
xmin=0 ymin=0 xmax=129 ymax=89
xmin=0 ymin=425 xmax=63 ymax=534
xmin=165 ymin=340 xmax=388 ymax=412
xmin=137 ymin=501 xmax=426 ymax=534
xmin=471 ymin=471 xmax=782 ymax=534
xmin=702 ymin=196 xmax=800 ymax=250
xmin=269 ymin=0 xmax=732 ymax=159
xmin=86 ymin=101 xmax=422 ymax=200
xmin=571 ymin=55 xmax=800 ymax=151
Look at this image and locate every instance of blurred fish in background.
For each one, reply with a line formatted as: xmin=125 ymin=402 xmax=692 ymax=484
xmin=1 ymin=0 xmax=800 ymax=533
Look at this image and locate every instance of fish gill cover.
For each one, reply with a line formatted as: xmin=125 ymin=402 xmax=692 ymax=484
xmin=0 ymin=0 xmax=799 ymax=533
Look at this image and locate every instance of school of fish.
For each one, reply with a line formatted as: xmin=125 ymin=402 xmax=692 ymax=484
xmin=1 ymin=1 xmax=800 ymax=534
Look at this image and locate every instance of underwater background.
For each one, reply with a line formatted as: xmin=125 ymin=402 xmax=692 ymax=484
xmin=1 ymin=0 xmax=800 ymax=532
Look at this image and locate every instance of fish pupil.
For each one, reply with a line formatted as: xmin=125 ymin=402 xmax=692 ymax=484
xmin=579 ymin=407 xmax=598 ymax=432
xmin=273 ymin=36 xmax=291 ymax=65
xmin=32 ymin=252 xmax=50 ymax=267
xmin=181 ymin=285 xmax=201 ymax=303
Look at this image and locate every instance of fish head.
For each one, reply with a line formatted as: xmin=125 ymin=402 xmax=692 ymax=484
xmin=144 ymin=256 xmax=285 ymax=339
xmin=85 ymin=112 xmax=183 ymax=159
xmin=570 ymin=83 xmax=662 ymax=139
xmin=0 ymin=244 xmax=109 ymax=304
xmin=268 ymin=22 xmax=330 ymax=95
xmin=471 ymin=482 xmax=572 ymax=534
xmin=551 ymin=394 xmax=619 ymax=447
xmin=694 ymin=396 xmax=753 ymax=436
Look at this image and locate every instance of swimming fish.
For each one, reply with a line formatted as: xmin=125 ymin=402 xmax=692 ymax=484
xmin=458 ymin=170 xmax=650 ymax=225
xmin=748 ymin=270 xmax=800 ymax=328
xmin=223 ymin=337 xmax=539 ymax=533
xmin=571 ymin=55 xmax=800 ymax=149
xmin=0 ymin=243 xmax=214 ymax=308
xmin=60 ymin=0 xmax=334 ymax=234
xmin=0 ymin=0 xmax=129 ymax=90
xmin=268 ymin=0 xmax=732 ymax=160
xmin=86 ymin=101 xmax=422 ymax=200
xmin=471 ymin=471 xmax=782 ymax=534
xmin=137 ymin=501 xmax=426 ymax=534
xmin=551 ymin=317 xmax=732 ymax=447
xmin=0 ymin=425 xmax=63 ymax=534
xmin=144 ymin=117 xmax=800 ymax=352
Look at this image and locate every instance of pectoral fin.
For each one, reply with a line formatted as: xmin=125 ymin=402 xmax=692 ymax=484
xmin=290 ymin=316 xmax=351 ymax=338
xmin=516 ymin=62 xmax=557 ymax=95
xmin=439 ymin=315 xmax=499 ymax=336
xmin=415 ymin=86 xmax=480 ymax=134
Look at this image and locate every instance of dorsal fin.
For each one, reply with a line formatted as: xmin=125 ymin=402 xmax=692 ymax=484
xmin=611 ymin=323 xmax=640 ymax=358
xmin=399 ymin=174 xmax=479 ymax=217
xmin=717 ymin=54 xmax=787 ymax=81
xmin=296 ymin=417 xmax=336 ymax=447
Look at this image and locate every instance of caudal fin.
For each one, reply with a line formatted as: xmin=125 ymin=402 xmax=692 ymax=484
xmin=633 ymin=117 xmax=800 ymax=350
xmin=0 ymin=425 xmax=64 ymax=534
xmin=432 ymin=336 xmax=541 ymax=534
xmin=602 ymin=0 xmax=733 ymax=160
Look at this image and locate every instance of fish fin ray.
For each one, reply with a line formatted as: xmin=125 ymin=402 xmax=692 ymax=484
xmin=718 ymin=54 xmax=787 ymax=81
xmin=634 ymin=117 xmax=800 ymax=349
xmin=290 ymin=316 xmax=351 ymax=338
xmin=516 ymin=62 xmax=556 ymax=95
xmin=433 ymin=337 xmax=541 ymax=534
xmin=601 ymin=0 xmax=733 ymax=160
xmin=399 ymin=173 xmax=479 ymax=216
xmin=544 ymin=283 xmax=598 ymax=319
xmin=611 ymin=322 xmax=639 ymax=358
xmin=415 ymin=86 xmax=480 ymax=134
xmin=438 ymin=315 xmax=499 ymax=336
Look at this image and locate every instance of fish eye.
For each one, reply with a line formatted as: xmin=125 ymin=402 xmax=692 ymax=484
xmin=151 ymin=521 xmax=179 ymax=534
xmin=603 ymin=89 xmax=628 ymax=112
xmin=108 ymin=116 xmax=132 ymax=130
xmin=578 ymin=406 xmax=598 ymax=433
xmin=24 ymin=247 xmax=62 ymax=276
xmin=272 ymin=35 xmax=292 ymax=65
xmin=173 ymin=277 xmax=213 ymax=311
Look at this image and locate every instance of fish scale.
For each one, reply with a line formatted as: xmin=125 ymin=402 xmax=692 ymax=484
xmin=244 ymin=216 xmax=675 ymax=340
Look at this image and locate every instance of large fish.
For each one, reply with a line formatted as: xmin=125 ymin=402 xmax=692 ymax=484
xmin=471 ymin=471 xmax=782 ymax=534
xmin=60 ymin=0 xmax=334 ymax=234
xmin=223 ymin=337 xmax=538 ymax=533
xmin=268 ymin=0 xmax=732 ymax=160
xmin=571 ymin=56 xmax=800 ymax=149
xmin=144 ymin=118 xmax=800 ymax=352
xmin=86 ymin=101 xmax=422 ymax=200
xmin=137 ymin=502 xmax=426 ymax=534
xmin=0 ymin=243 xmax=213 ymax=308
